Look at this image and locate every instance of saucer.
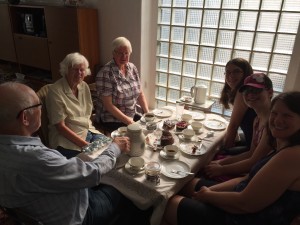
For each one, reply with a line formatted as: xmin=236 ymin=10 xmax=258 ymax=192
xmin=124 ymin=162 xmax=145 ymax=175
xmin=178 ymin=135 xmax=198 ymax=142
xmin=160 ymin=150 xmax=180 ymax=160
xmin=187 ymin=126 xmax=203 ymax=134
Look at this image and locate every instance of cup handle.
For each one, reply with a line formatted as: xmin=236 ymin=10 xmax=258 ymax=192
xmin=190 ymin=86 xmax=194 ymax=97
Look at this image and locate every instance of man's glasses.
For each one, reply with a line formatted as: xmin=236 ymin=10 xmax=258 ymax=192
xmin=242 ymin=87 xmax=264 ymax=95
xmin=16 ymin=103 xmax=42 ymax=118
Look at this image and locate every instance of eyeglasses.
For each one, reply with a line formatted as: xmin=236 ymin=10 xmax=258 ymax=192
xmin=224 ymin=69 xmax=243 ymax=76
xmin=242 ymin=87 xmax=264 ymax=95
xmin=16 ymin=103 xmax=42 ymax=119
xmin=114 ymin=51 xmax=130 ymax=57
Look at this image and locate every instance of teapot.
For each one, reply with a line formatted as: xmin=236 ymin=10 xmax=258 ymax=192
xmin=190 ymin=85 xmax=207 ymax=104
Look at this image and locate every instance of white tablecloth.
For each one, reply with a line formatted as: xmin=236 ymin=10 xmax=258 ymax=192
xmin=100 ymin=107 xmax=227 ymax=225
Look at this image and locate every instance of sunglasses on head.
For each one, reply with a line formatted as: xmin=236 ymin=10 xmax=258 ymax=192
xmin=242 ymin=87 xmax=264 ymax=95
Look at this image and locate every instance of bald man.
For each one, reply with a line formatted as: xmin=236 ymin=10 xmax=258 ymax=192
xmin=0 ymin=82 xmax=134 ymax=225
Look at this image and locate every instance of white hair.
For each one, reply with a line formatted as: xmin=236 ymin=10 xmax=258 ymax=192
xmin=59 ymin=52 xmax=91 ymax=77
xmin=112 ymin=37 xmax=132 ymax=53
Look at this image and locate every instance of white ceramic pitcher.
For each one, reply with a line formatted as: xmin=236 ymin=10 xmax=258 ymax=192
xmin=127 ymin=123 xmax=145 ymax=157
xmin=190 ymin=85 xmax=207 ymax=104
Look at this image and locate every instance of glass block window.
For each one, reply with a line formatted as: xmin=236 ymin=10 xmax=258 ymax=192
xmin=156 ymin=0 xmax=300 ymax=115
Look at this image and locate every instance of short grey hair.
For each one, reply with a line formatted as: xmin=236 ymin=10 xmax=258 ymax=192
xmin=0 ymin=82 xmax=35 ymax=124
xmin=112 ymin=37 xmax=132 ymax=53
xmin=59 ymin=52 xmax=91 ymax=77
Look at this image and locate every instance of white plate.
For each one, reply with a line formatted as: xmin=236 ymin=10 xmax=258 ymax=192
xmin=161 ymin=161 xmax=191 ymax=179
xmin=190 ymin=111 xmax=206 ymax=121
xmin=180 ymin=142 xmax=207 ymax=156
xmin=124 ymin=162 xmax=145 ymax=175
xmin=140 ymin=116 xmax=161 ymax=124
xmin=203 ymin=119 xmax=227 ymax=131
xmin=152 ymin=108 xmax=173 ymax=118
xmin=140 ymin=116 xmax=147 ymax=123
xmin=159 ymin=149 xmax=180 ymax=160
xmin=111 ymin=130 xmax=124 ymax=138
xmin=145 ymin=132 xmax=179 ymax=149
xmin=187 ymin=126 xmax=203 ymax=134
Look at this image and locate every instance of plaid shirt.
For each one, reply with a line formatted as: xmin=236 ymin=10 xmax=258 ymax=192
xmin=95 ymin=60 xmax=141 ymax=122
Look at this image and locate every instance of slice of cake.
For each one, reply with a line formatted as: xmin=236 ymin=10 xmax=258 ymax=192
xmin=162 ymin=119 xmax=176 ymax=130
xmin=160 ymin=130 xmax=174 ymax=147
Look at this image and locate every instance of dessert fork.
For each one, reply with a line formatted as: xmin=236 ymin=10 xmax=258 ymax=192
xmin=171 ymin=169 xmax=194 ymax=175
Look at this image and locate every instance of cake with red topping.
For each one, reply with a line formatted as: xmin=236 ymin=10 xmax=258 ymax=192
xmin=176 ymin=121 xmax=188 ymax=131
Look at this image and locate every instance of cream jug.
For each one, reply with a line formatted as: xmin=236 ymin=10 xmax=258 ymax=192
xmin=127 ymin=123 xmax=145 ymax=157
xmin=190 ymin=85 xmax=207 ymax=104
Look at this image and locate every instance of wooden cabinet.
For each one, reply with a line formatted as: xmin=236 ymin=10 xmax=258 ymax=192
xmin=14 ymin=34 xmax=50 ymax=70
xmin=0 ymin=4 xmax=17 ymax=63
xmin=0 ymin=4 xmax=99 ymax=82
xmin=45 ymin=7 xmax=99 ymax=81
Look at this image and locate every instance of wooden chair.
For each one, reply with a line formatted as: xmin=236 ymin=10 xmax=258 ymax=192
xmin=36 ymin=84 xmax=52 ymax=147
xmin=0 ymin=206 xmax=43 ymax=225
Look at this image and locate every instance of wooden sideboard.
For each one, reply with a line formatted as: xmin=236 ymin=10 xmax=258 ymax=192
xmin=0 ymin=3 xmax=99 ymax=83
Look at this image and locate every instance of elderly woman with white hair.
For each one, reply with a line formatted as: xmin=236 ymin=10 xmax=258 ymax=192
xmin=46 ymin=52 xmax=104 ymax=158
xmin=95 ymin=36 xmax=149 ymax=133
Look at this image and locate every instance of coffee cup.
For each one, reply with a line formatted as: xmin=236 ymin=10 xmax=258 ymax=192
xmin=182 ymin=128 xmax=195 ymax=139
xmin=118 ymin=126 xmax=127 ymax=136
xmin=191 ymin=121 xmax=202 ymax=132
xmin=145 ymin=161 xmax=161 ymax=184
xmin=164 ymin=145 xmax=179 ymax=157
xmin=181 ymin=113 xmax=192 ymax=122
xmin=128 ymin=157 xmax=145 ymax=171
xmin=146 ymin=121 xmax=157 ymax=131
xmin=144 ymin=112 xmax=155 ymax=122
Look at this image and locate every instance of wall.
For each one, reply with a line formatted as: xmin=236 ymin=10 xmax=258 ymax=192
xmin=3 ymin=0 xmax=300 ymax=100
xmin=88 ymin=0 xmax=157 ymax=108
xmin=88 ymin=0 xmax=141 ymax=69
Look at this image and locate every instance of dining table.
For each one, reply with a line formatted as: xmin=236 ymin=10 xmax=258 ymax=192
xmin=83 ymin=106 xmax=228 ymax=225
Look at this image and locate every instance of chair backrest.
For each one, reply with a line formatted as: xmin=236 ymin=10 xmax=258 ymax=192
xmin=36 ymin=84 xmax=52 ymax=147
xmin=0 ymin=206 xmax=44 ymax=225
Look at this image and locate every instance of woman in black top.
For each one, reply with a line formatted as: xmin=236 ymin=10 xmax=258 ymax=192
xmin=161 ymin=91 xmax=300 ymax=225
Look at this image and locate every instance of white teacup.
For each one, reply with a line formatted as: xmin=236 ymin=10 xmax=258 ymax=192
xmin=144 ymin=112 xmax=155 ymax=122
xmin=118 ymin=126 xmax=127 ymax=136
xmin=191 ymin=121 xmax=202 ymax=132
xmin=164 ymin=145 xmax=179 ymax=157
xmin=182 ymin=128 xmax=195 ymax=139
xmin=128 ymin=157 xmax=145 ymax=171
xmin=181 ymin=113 xmax=192 ymax=122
